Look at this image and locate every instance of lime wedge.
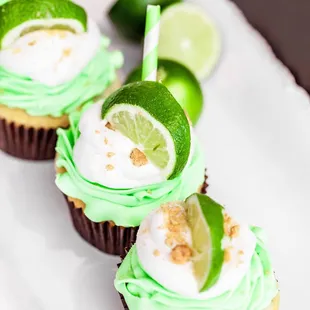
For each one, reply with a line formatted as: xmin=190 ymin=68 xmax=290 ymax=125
xmin=158 ymin=3 xmax=221 ymax=80
xmin=185 ymin=193 xmax=224 ymax=292
xmin=125 ymin=59 xmax=204 ymax=126
xmin=101 ymin=81 xmax=191 ymax=180
xmin=0 ymin=0 xmax=87 ymax=49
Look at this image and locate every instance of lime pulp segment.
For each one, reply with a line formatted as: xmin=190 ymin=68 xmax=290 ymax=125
xmin=110 ymin=107 xmax=170 ymax=169
xmin=158 ymin=3 xmax=221 ymax=80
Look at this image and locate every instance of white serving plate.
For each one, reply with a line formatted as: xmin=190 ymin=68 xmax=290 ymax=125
xmin=1 ymin=0 xmax=309 ymax=309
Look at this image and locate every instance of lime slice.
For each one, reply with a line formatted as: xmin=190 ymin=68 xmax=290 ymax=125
xmin=0 ymin=0 xmax=10 ymax=6
xmin=108 ymin=0 xmax=182 ymax=42
xmin=158 ymin=3 xmax=221 ymax=80
xmin=0 ymin=0 xmax=87 ymax=49
xmin=101 ymin=81 xmax=191 ymax=180
xmin=185 ymin=193 xmax=224 ymax=292
xmin=125 ymin=59 xmax=204 ymax=126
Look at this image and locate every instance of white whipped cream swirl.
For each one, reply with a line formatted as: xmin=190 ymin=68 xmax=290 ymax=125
xmin=136 ymin=203 xmax=257 ymax=298
xmin=73 ymin=102 xmax=171 ymax=189
xmin=0 ymin=19 xmax=101 ymax=86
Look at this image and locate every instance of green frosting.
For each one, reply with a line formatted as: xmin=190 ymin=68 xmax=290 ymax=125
xmin=115 ymin=227 xmax=278 ymax=310
xmin=55 ymin=106 xmax=206 ymax=227
xmin=0 ymin=38 xmax=123 ymax=117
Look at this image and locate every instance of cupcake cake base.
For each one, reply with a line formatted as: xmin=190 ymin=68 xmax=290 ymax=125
xmin=63 ymin=173 xmax=208 ymax=256
xmin=0 ymin=77 xmax=121 ymax=160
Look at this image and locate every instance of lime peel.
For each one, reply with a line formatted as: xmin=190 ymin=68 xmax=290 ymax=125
xmin=158 ymin=3 xmax=221 ymax=80
xmin=185 ymin=193 xmax=225 ymax=292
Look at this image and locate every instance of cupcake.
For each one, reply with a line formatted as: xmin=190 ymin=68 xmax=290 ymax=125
xmin=115 ymin=193 xmax=280 ymax=310
xmin=0 ymin=0 xmax=122 ymax=160
xmin=55 ymin=81 xmax=207 ymax=255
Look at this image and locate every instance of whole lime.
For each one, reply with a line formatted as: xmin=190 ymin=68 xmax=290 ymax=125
xmin=108 ymin=0 xmax=182 ymax=42
xmin=125 ymin=59 xmax=204 ymax=125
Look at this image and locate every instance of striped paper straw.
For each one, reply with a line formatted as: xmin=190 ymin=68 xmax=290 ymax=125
xmin=142 ymin=5 xmax=161 ymax=81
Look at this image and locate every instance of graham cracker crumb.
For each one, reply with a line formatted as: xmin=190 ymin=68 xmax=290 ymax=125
xmin=224 ymin=212 xmax=240 ymax=238
xmin=224 ymin=249 xmax=231 ymax=262
xmin=105 ymin=122 xmax=115 ymax=131
xmin=107 ymin=152 xmax=115 ymax=158
xmin=106 ymin=164 xmax=114 ymax=171
xmin=104 ymin=137 xmax=109 ymax=145
xmin=161 ymin=202 xmax=190 ymax=250
xmin=230 ymin=225 xmax=240 ymax=238
xmin=141 ymin=228 xmax=149 ymax=234
xmin=63 ymin=48 xmax=72 ymax=57
xmin=95 ymin=129 xmax=100 ymax=134
xmin=28 ymin=40 xmax=36 ymax=46
xmin=153 ymin=249 xmax=160 ymax=257
xmin=12 ymin=48 xmax=21 ymax=54
xmin=238 ymin=250 xmax=244 ymax=256
xmin=170 ymin=245 xmax=192 ymax=264
xmin=130 ymin=148 xmax=148 ymax=167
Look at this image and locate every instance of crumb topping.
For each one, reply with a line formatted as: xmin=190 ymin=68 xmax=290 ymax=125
xmin=224 ymin=248 xmax=231 ymax=262
xmin=130 ymin=148 xmax=148 ymax=167
xmin=153 ymin=249 xmax=160 ymax=257
xmin=107 ymin=152 xmax=115 ymax=158
xmin=141 ymin=228 xmax=149 ymax=234
xmin=58 ymin=47 xmax=72 ymax=63
xmin=95 ymin=129 xmax=100 ymax=134
xmin=230 ymin=225 xmax=240 ymax=238
xmin=170 ymin=245 xmax=192 ymax=264
xmin=28 ymin=40 xmax=36 ymax=46
xmin=106 ymin=164 xmax=114 ymax=171
xmin=105 ymin=122 xmax=115 ymax=131
xmin=160 ymin=202 xmax=193 ymax=264
xmin=62 ymin=48 xmax=72 ymax=57
xmin=104 ymin=137 xmax=109 ymax=145
xmin=224 ymin=212 xmax=240 ymax=238
xmin=12 ymin=48 xmax=21 ymax=54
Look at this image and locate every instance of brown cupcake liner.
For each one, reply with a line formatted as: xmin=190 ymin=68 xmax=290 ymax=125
xmin=0 ymin=118 xmax=58 ymax=160
xmin=118 ymin=294 xmax=279 ymax=310
xmin=64 ymin=195 xmax=138 ymax=256
xmin=119 ymin=293 xmax=129 ymax=310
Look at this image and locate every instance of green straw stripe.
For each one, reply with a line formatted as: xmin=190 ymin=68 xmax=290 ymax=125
xmin=142 ymin=48 xmax=158 ymax=80
xmin=145 ymin=5 xmax=161 ymax=35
